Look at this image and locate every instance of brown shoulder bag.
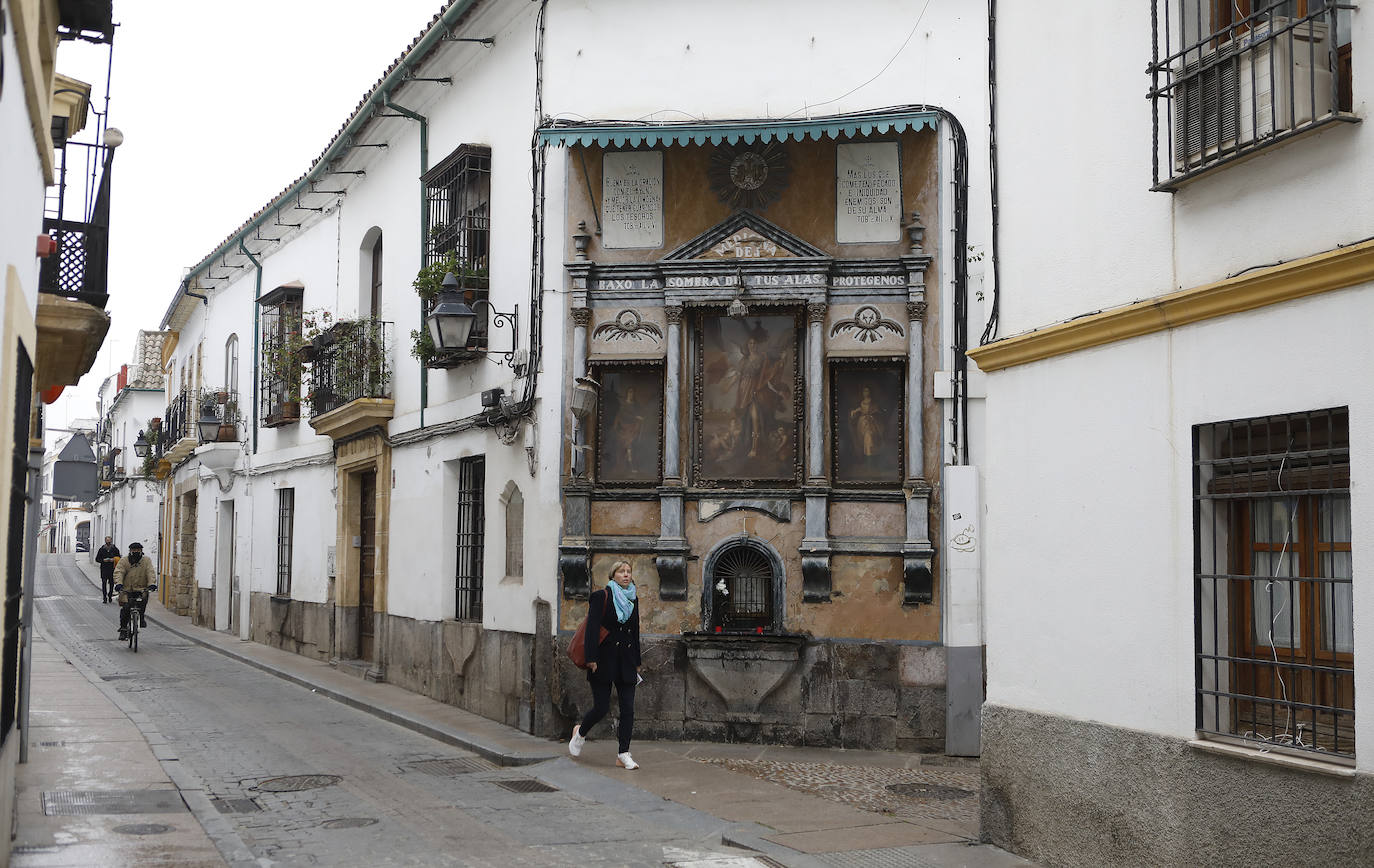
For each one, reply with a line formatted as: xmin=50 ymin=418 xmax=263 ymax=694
xmin=568 ymin=591 xmax=611 ymax=669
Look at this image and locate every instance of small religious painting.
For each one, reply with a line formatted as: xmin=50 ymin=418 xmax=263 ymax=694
xmin=596 ymin=367 xmax=663 ymax=484
xmin=832 ymin=364 xmax=903 ymax=485
xmin=696 ymin=314 xmax=800 ymax=485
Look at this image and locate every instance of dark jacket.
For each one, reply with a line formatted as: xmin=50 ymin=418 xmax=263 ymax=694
xmin=96 ymin=543 xmax=120 ymax=577
xmin=584 ymin=587 xmax=641 ymax=685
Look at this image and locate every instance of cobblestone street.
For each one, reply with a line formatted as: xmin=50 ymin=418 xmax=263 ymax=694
xmin=12 ymin=555 xmax=1031 ymax=867
xmin=19 ymin=557 xmax=775 ymax=867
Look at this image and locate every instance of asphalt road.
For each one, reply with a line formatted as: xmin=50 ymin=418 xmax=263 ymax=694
xmin=30 ymin=555 xmax=767 ymax=867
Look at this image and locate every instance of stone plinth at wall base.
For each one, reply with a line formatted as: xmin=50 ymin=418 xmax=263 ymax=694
xmin=193 ymin=588 xmax=213 ymax=628
xmin=379 ymin=614 xmax=535 ymax=733
xmin=553 ymin=635 xmax=948 ymax=752
xmin=248 ymin=592 xmax=331 ymax=661
xmin=980 ymin=704 xmax=1374 ymax=868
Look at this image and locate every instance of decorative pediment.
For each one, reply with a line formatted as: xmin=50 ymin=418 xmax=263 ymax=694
xmin=662 ymin=211 xmax=828 ymax=262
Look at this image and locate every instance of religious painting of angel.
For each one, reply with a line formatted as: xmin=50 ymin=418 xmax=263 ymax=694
xmin=832 ymin=365 xmax=903 ymax=484
xmin=596 ymin=368 xmax=662 ymax=483
xmin=698 ymin=314 xmax=799 ymax=483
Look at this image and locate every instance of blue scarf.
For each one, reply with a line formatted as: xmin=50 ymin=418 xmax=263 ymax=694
xmin=608 ymin=581 xmax=637 ymax=623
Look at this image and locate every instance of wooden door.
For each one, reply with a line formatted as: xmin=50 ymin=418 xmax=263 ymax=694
xmin=359 ymin=470 xmax=376 ymax=661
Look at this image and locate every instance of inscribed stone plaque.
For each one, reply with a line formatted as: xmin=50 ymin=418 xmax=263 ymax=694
xmin=836 ymin=142 xmax=902 ymax=243
xmin=602 ymin=151 xmax=664 ymax=249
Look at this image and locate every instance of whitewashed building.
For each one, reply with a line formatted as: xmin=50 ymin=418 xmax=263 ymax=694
xmin=971 ymin=1 xmax=1370 ymax=864
xmin=91 ymin=331 xmax=167 ymax=556
xmin=139 ymin=0 xmax=995 ymax=752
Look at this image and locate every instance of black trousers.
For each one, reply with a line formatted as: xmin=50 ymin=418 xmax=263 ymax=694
xmin=578 ymin=678 xmax=636 ymax=754
xmin=100 ymin=570 xmax=115 ymax=602
xmin=119 ymin=596 xmax=148 ymax=631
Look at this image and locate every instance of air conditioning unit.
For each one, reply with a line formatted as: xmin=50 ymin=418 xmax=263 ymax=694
xmin=1174 ymin=18 xmax=1332 ymax=168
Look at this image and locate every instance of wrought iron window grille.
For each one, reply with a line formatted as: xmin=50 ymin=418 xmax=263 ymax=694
xmin=306 ymin=319 xmax=393 ymax=417
xmin=423 ymin=145 xmax=491 ymax=361
xmin=1193 ymin=407 xmax=1354 ymax=761
xmin=455 ymin=456 xmax=485 ymax=621
xmin=1148 ymin=1 xmax=1357 ymax=191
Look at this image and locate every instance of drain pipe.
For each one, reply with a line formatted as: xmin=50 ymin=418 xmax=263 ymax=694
xmin=239 ymin=239 xmax=263 ymax=454
xmin=381 ymin=88 xmax=430 ymax=428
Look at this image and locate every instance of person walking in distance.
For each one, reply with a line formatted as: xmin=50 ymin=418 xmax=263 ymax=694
xmin=114 ymin=542 xmax=152 ymax=640
xmin=95 ymin=536 xmax=120 ymax=604
xmin=569 ymin=560 xmax=642 ymax=770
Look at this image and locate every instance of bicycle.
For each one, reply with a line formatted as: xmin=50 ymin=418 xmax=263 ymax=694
xmin=120 ymin=585 xmax=155 ymax=652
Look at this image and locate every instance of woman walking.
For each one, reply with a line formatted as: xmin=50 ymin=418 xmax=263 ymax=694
xmin=569 ymin=560 xmax=642 ymax=769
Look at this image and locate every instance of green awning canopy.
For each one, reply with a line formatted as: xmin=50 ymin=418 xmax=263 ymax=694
xmin=538 ymin=110 xmax=939 ymax=148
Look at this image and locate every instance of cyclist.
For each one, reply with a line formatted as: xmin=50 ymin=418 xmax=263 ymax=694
xmin=113 ymin=541 xmax=152 ymax=641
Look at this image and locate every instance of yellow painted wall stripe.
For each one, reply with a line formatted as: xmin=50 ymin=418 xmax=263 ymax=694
xmin=968 ymin=238 xmax=1374 ymax=372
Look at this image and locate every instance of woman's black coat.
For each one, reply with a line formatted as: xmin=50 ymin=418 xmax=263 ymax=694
xmin=584 ymin=587 xmax=641 ymax=685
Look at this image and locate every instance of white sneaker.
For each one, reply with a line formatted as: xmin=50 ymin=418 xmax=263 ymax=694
xmin=616 ymin=752 xmax=638 ymax=770
xmin=568 ymin=725 xmax=585 ymax=757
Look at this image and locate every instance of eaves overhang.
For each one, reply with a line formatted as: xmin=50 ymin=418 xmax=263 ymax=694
xmin=537 ymin=108 xmax=939 ymax=149
xmin=161 ymin=0 xmax=488 ymax=322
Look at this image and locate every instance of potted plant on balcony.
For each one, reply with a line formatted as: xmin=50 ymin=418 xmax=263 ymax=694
xmin=409 ymin=254 xmax=487 ymax=367
xmin=218 ymin=398 xmax=240 ymax=442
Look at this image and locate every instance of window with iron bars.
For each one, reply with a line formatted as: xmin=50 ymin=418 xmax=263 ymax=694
xmin=455 ymin=456 xmax=485 ymax=621
xmin=423 ymin=145 xmax=491 ymax=351
xmin=3 ymin=347 xmax=34 ymax=744
xmin=258 ymin=285 xmax=304 ymax=426
xmin=1193 ymin=407 xmax=1353 ymax=762
xmin=276 ymin=488 xmax=295 ymax=597
xmin=1148 ymin=1 xmax=1356 ymax=190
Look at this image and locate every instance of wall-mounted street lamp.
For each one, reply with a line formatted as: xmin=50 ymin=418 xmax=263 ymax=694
xmin=196 ymin=403 xmax=221 ymax=444
xmin=427 ymin=271 xmax=520 ymax=367
xmin=132 ymin=430 xmax=151 ymax=458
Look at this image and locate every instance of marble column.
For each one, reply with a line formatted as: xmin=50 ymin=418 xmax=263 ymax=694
xmin=903 ymin=298 xmax=934 ymax=605
xmin=655 ymin=305 xmax=687 ymax=600
xmin=801 ymin=301 xmax=831 ymax=603
xmin=560 ymin=306 xmax=593 ymax=598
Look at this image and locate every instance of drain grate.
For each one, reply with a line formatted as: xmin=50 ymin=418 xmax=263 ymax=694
xmin=884 ymin=782 xmax=973 ymax=800
xmin=257 ymin=774 xmax=342 ymax=793
xmin=38 ymin=741 xmax=65 ymax=747
xmin=322 ymin=817 xmax=379 ymax=829
xmin=211 ymin=798 xmax=261 ymax=814
xmin=113 ymin=823 xmax=173 ymax=836
xmin=489 ymin=779 xmax=558 ymax=794
xmin=100 ymin=674 xmax=179 ymax=683
xmin=43 ymin=790 xmax=188 ymax=816
xmin=406 ymin=757 xmax=496 ymax=777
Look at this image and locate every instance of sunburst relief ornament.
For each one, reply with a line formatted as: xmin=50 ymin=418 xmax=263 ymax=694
xmin=708 ymin=142 xmax=791 ymax=211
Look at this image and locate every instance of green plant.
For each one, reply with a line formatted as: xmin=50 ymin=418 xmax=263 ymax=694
xmin=410 ymin=256 xmax=488 ymax=366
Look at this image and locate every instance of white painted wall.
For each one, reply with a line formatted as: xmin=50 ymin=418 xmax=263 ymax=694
xmin=0 ymin=2 xmax=44 ymax=321
xmin=983 ymin=290 xmax=1373 ymax=764
xmin=995 ymin=2 xmax=1374 ymax=337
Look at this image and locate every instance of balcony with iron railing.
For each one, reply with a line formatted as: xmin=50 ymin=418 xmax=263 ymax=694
xmin=1149 ymin=1 xmax=1358 ymax=190
xmin=307 ymin=319 xmax=395 ymax=441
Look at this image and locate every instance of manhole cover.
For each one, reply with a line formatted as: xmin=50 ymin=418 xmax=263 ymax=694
xmin=113 ymin=823 xmax=172 ymax=836
xmin=885 ymin=782 xmax=974 ymax=800
xmin=407 ymin=757 xmax=496 ymax=777
xmin=211 ymin=798 xmax=261 ymax=814
xmin=257 ymin=774 xmax=342 ymax=793
xmin=43 ymin=790 xmax=188 ymax=815
xmin=323 ymin=817 xmax=379 ymax=829
xmin=490 ymin=779 xmax=558 ymax=794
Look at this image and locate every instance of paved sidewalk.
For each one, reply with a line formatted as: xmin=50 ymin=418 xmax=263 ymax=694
xmin=52 ymin=555 xmax=1030 ymax=867
xmin=12 ymin=628 xmax=228 ymax=867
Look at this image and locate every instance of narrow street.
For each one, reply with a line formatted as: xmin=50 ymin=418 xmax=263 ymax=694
xmin=19 ymin=555 xmax=777 ymax=867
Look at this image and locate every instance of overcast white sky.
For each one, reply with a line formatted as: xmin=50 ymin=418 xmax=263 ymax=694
xmin=48 ymin=0 xmax=446 ymax=435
